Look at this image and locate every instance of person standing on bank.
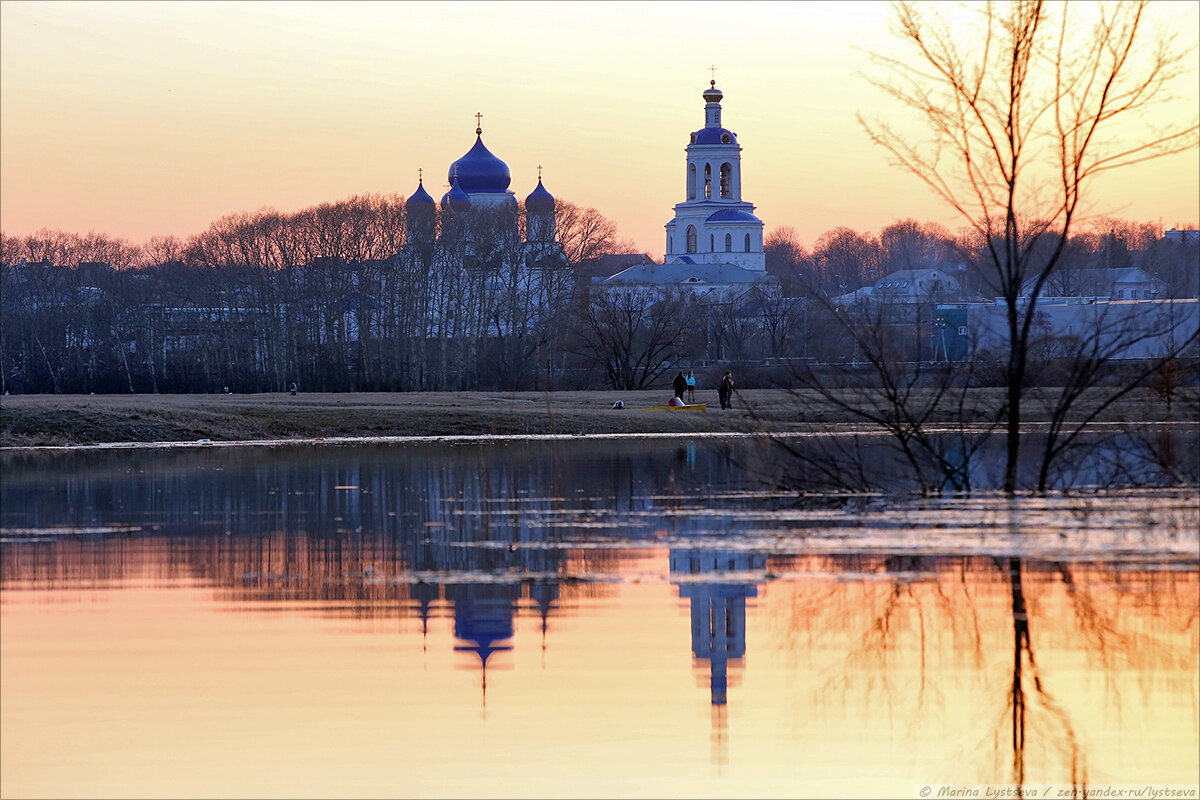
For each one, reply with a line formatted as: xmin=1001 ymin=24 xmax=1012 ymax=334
xmin=718 ymin=371 xmax=734 ymax=410
xmin=685 ymin=370 xmax=696 ymax=403
xmin=673 ymin=370 xmax=688 ymax=402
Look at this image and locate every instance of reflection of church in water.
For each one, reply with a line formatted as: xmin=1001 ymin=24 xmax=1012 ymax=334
xmin=413 ymin=524 xmax=767 ymax=714
xmin=670 ymin=545 xmax=767 ymax=708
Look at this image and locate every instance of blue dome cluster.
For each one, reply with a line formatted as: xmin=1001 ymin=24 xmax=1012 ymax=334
xmin=525 ymin=178 xmax=555 ymax=213
xmin=448 ymin=135 xmax=512 ymax=194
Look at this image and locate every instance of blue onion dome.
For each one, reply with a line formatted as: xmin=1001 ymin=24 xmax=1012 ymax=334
xmin=525 ymin=178 xmax=555 ymax=214
xmin=702 ymin=79 xmax=723 ymax=103
xmin=448 ymin=132 xmax=511 ymax=194
xmin=440 ymin=178 xmax=473 ymax=214
xmin=406 ymin=179 xmax=436 ymax=214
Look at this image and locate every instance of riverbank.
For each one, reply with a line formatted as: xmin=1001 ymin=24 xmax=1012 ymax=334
xmin=1 ymin=388 xmax=1195 ymax=447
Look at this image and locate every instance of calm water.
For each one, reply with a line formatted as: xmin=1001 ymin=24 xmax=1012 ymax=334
xmin=1 ymin=438 xmax=1197 ymax=799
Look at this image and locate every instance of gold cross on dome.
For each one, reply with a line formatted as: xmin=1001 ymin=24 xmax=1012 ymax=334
xmin=418 ymin=167 xmax=423 ymax=183
xmin=709 ymin=65 xmax=717 ymax=84
xmin=475 ymin=112 xmax=483 ymax=133
xmin=537 ymin=165 xmax=542 ymax=180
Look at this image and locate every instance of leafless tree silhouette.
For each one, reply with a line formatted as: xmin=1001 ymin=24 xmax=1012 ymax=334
xmin=862 ymin=0 xmax=1199 ymax=493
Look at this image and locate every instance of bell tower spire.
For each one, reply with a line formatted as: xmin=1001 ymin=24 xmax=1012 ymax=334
xmin=702 ymin=77 xmax=723 ymax=128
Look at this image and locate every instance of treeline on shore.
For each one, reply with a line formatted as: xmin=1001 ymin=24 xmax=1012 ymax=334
xmin=1 ymin=196 xmax=1197 ymax=396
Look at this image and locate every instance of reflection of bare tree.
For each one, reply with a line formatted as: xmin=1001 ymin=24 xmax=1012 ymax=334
xmin=1002 ymin=557 xmax=1089 ymax=793
xmin=770 ymin=549 xmax=1197 ymax=787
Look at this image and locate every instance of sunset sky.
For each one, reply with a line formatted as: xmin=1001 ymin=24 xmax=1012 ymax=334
xmin=2 ymin=0 xmax=1197 ymax=259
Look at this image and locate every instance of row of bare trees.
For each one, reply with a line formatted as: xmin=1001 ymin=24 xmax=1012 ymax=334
xmin=765 ymin=216 xmax=1199 ymax=299
xmin=0 ymin=195 xmax=634 ymax=274
xmin=0 ymin=193 xmax=647 ymax=395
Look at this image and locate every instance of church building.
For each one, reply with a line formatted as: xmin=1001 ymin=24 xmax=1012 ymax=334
xmin=603 ymin=79 xmax=771 ymax=293
xmin=402 ymin=115 xmax=561 ymax=262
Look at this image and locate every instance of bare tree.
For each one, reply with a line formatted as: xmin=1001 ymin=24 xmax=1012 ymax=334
xmin=143 ymin=234 xmax=188 ymax=266
xmin=862 ymin=0 xmax=1198 ymax=493
xmin=554 ymin=200 xmax=635 ymax=267
xmin=878 ymin=218 xmax=957 ymax=275
xmin=570 ymin=285 xmax=691 ymax=390
xmin=751 ymin=282 xmax=807 ymax=359
xmin=764 ymin=225 xmax=811 ymax=293
xmin=810 ymin=226 xmax=883 ymax=296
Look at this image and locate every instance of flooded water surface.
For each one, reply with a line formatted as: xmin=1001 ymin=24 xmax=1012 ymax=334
xmin=2 ymin=439 xmax=1197 ymax=799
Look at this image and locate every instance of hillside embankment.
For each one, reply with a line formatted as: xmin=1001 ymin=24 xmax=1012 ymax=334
xmin=2 ymin=387 xmax=1195 ymax=448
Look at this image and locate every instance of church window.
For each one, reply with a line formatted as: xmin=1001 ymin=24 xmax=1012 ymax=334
xmin=720 ymin=163 xmax=732 ymax=198
xmin=709 ymin=234 xmax=714 ymax=252
xmin=724 ymin=233 xmax=732 ymax=252
xmin=744 ymin=233 xmax=751 ymax=252
xmin=669 ymin=236 xmax=673 ymax=252
xmin=686 ymin=225 xmax=697 ymax=253
xmin=704 ymin=164 xmax=712 ymax=199
xmin=688 ymin=164 xmax=696 ymax=200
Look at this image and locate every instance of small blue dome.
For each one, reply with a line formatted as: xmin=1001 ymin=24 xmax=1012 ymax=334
xmin=691 ymin=127 xmax=737 ymax=145
xmin=440 ymin=179 xmax=472 ymax=214
xmin=406 ymin=180 xmax=436 ymax=214
xmin=706 ymin=209 xmax=761 ymax=223
xmin=448 ymin=135 xmax=511 ymax=194
xmin=525 ymin=178 xmax=555 ymax=214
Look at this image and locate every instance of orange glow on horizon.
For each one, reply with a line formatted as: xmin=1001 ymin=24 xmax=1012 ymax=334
xmin=1 ymin=1 xmax=1197 ymax=261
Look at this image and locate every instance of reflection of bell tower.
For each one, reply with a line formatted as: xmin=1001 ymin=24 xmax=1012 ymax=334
xmin=670 ymin=546 xmax=766 ymax=765
xmin=672 ymin=551 xmax=762 ymax=704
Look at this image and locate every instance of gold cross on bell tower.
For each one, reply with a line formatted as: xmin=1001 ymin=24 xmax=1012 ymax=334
xmin=709 ymin=64 xmax=717 ymax=85
xmin=475 ymin=112 xmax=483 ymax=134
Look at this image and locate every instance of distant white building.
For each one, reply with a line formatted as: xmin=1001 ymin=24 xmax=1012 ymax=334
xmin=602 ymin=80 xmax=771 ymax=295
xmin=1162 ymin=228 xmax=1198 ymax=244
xmin=1023 ymin=267 xmax=1166 ymax=301
xmin=600 ymin=258 xmax=767 ymax=296
xmin=832 ymin=268 xmax=964 ymax=306
xmin=935 ymin=297 xmax=1199 ymax=361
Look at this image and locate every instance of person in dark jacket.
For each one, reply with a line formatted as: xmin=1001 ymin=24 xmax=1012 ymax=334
xmin=718 ymin=371 xmax=734 ymax=409
xmin=672 ymin=371 xmax=688 ymax=401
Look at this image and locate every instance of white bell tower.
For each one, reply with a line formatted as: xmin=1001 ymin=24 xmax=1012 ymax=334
xmin=664 ymin=77 xmax=765 ymax=271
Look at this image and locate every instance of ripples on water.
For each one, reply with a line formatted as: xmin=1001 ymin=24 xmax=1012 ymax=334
xmin=1 ymin=439 xmax=1197 ymax=799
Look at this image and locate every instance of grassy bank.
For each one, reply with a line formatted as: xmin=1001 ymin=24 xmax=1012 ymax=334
xmin=1 ymin=387 xmax=1194 ymax=447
